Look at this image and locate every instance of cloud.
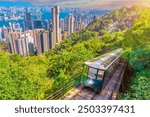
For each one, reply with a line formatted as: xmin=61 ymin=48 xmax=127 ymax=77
xmin=0 ymin=0 xmax=147 ymax=9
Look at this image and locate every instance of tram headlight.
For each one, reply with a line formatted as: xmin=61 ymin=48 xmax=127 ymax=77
xmin=88 ymin=79 xmax=94 ymax=84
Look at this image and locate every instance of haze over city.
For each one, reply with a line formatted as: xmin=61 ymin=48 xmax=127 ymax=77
xmin=0 ymin=0 xmax=149 ymax=9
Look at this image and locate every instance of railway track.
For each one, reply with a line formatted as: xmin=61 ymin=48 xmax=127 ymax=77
xmin=93 ymin=60 xmax=126 ymax=100
xmin=73 ymin=87 xmax=96 ymax=100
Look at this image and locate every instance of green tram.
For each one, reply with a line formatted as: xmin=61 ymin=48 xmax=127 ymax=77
xmin=81 ymin=48 xmax=123 ymax=93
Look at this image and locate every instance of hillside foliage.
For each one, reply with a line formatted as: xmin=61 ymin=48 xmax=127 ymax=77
xmin=120 ymin=8 xmax=150 ymax=99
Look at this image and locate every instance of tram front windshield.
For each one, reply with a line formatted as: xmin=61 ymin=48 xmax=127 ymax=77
xmin=88 ymin=68 xmax=97 ymax=79
xmin=88 ymin=68 xmax=104 ymax=80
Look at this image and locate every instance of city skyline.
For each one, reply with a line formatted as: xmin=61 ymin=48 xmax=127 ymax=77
xmin=1 ymin=0 xmax=148 ymax=56
xmin=0 ymin=0 xmax=148 ymax=9
xmin=1 ymin=5 xmax=98 ymax=56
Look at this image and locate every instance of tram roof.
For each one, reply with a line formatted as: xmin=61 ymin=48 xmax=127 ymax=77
xmin=84 ymin=48 xmax=123 ymax=71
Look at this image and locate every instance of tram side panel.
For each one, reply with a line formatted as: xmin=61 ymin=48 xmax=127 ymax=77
xmin=102 ymin=58 xmax=121 ymax=89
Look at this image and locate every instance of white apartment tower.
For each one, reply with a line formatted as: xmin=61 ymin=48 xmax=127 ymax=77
xmin=52 ymin=5 xmax=60 ymax=44
xmin=60 ymin=18 xmax=65 ymax=32
xmin=68 ymin=14 xmax=74 ymax=36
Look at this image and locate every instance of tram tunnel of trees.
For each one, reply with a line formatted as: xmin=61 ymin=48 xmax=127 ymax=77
xmin=0 ymin=3 xmax=150 ymax=100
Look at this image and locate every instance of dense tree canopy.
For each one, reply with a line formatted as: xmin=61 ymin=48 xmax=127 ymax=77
xmin=0 ymin=51 xmax=53 ymax=99
xmin=120 ymin=8 xmax=150 ymax=99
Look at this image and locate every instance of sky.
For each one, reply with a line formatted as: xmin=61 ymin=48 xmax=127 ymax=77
xmin=0 ymin=0 xmax=149 ymax=9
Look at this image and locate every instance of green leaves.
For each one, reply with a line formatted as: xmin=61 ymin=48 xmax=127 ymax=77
xmin=0 ymin=52 xmax=52 ymax=100
xmin=123 ymin=70 xmax=150 ymax=100
xmin=120 ymin=8 xmax=150 ymax=100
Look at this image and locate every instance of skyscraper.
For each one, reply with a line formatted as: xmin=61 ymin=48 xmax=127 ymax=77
xmin=45 ymin=20 xmax=50 ymax=30
xmin=25 ymin=12 xmax=32 ymax=30
xmin=2 ymin=26 xmax=8 ymax=39
xmin=52 ymin=5 xmax=60 ymax=44
xmin=68 ymin=14 xmax=74 ymax=36
xmin=24 ymin=33 xmax=34 ymax=54
xmin=36 ymin=31 xmax=43 ymax=55
xmin=64 ymin=17 xmax=68 ymax=31
xmin=59 ymin=28 xmax=62 ymax=42
xmin=13 ymin=23 xmax=22 ymax=32
xmin=21 ymin=34 xmax=28 ymax=56
xmin=60 ymin=18 xmax=65 ymax=32
xmin=50 ymin=30 xmax=56 ymax=49
xmin=23 ymin=22 xmax=26 ymax=32
xmin=32 ymin=29 xmax=44 ymax=48
xmin=8 ymin=32 xmax=20 ymax=54
xmin=49 ymin=19 xmax=52 ymax=29
xmin=42 ymin=30 xmax=50 ymax=52
xmin=74 ymin=21 xmax=79 ymax=32
xmin=9 ymin=22 xmax=14 ymax=32
xmin=16 ymin=38 xmax=24 ymax=55
xmin=0 ymin=28 xmax=2 ymax=41
xmin=8 ymin=31 xmax=35 ymax=56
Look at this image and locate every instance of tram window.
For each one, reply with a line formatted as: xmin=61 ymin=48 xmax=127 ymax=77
xmin=97 ymin=70 xmax=104 ymax=81
xmin=88 ymin=68 xmax=97 ymax=79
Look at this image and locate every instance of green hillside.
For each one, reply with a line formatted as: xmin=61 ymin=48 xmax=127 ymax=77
xmin=0 ymin=4 xmax=149 ymax=100
xmin=120 ymin=8 xmax=150 ymax=99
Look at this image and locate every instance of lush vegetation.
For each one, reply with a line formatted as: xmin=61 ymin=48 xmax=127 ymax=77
xmin=0 ymin=52 xmax=53 ymax=99
xmin=120 ymin=8 xmax=150 ymax=99
xmin=0 ymin=3 xmax=149 ymax=100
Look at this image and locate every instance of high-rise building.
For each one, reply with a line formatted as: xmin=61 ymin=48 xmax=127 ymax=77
xmin=9 ymin=22 xmax=14 ymax=32
xmin=64 ymin=17 xmax=68 ymax=31
xmin=8 ymin=31 xmax=35 ymax=56
xmin=36 ymin=30 xmax=55 ymax=55
xmin=49 ymin=19 xmax=52 ymax=29
xmin=33 ymin=20 xmax=42 ymax=29
xmin=68 ymin=14 xmax=74 ymax=36
xmin=0 ymin=28 xmax=2 ymax=41
xmin=13 ymin=23 xmax=22 ymax=32
xmin=74 ymin=21 xmax=79 ymax=31
xmin=45 ymin=20 xmax=50 ymax=30
xmin=59 ymin=28 xmax=62 ymax=42
xmin=60 ymin=18 xmax=64 ymax=32
xmin=32 ymin=29 xmax=44 ymax=48
xmin=8 ymin=32 xmax=20 ymax=54
xmin=25 ymin=12 xmax=32 ymax=30
xmin=7 ymin=29 xmax=57 ymax=56
xmin=24 ymin=33 xmax=34 ymax=54
xmin=36 ymin=31 xmax=43 ymax=55
xmin=50 ymin=30 xmax=56 ymax=49
xmin=18 ymin=32 xmax=35 ymax=56
xmin=42 ymin=30 xmax=50 ymax=52
xmin=2 ymin=26 xmax=8 ymax=39
xmin=52 ymin=5 xmax=60 ymax=44
xmin=20 ymin=35 xmax=28 ymax=56
xmin=16 ymin=38 xmax=24 ymax=55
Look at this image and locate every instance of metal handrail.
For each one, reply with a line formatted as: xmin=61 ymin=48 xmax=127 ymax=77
xmin=47 ymin=81 xmax=75 ymax=100
xmin=45 ymin=73 xmax=81 ymax=100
